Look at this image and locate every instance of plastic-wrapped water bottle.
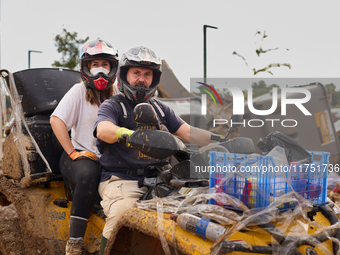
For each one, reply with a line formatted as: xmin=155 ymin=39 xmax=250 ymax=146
xmin=170 ymin=213 xmax=227 ymax=242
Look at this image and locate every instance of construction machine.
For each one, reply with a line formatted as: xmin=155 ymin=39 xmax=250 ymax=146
xmin=0 ymin=68 xmax=339 ymax=255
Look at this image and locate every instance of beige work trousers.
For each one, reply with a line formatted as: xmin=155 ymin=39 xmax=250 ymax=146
xmin=98 ymin=175 xmax=147 ymax=239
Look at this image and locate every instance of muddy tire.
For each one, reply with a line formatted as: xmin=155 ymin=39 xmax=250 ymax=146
xmin=0 ymin=205 xmax=25 ymax=255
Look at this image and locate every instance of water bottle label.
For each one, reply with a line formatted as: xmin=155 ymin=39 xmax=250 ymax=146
xmin=195 ymin=217 xmax=210 ymax=240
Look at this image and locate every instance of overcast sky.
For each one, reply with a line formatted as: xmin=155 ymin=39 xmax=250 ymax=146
xmin=1 ymin=0 xmax=340 ymax=90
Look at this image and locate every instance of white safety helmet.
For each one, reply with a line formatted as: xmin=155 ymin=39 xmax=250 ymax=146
xmin=80 ymin=38 xmax=119 ymax=91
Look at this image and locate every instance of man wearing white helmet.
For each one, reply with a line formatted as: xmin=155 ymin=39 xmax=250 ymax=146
xmin=51 ymin=38 xmax=119 ymax=255
xmin=94 ymin=46 xmax=216 ymax=253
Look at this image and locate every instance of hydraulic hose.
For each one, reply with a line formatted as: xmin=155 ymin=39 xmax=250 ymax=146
xmin=220 ymin=242 xmax=273 ymax=254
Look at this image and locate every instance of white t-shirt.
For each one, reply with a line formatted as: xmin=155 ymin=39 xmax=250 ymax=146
xmin=52 ymin=82 xmax=117 ymax=158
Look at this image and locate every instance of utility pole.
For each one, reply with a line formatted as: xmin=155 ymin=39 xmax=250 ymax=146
xmin=28 ymin=50 xmax=43 ymax=69
xmin=203 ymin=25 xmax=218 ymax=84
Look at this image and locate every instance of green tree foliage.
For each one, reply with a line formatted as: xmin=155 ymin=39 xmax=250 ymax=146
xmin=325 ymin=83 xmax=335 ymax=106
xmin=52 ymin=28 xmax=89 ymax=70
xmin=251 ymin=81 xmax=279 ymax=98
xmin=325 ymin=83 xmax=340 ymax=108
xmin=242 ymin=80 xmax=279 ymax=100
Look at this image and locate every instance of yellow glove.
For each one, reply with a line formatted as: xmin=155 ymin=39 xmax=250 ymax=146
xmin=116 ymin=127 xmax=134 ymax=139
xmin=210 ymin=133 xmax=225 ymax=142
xmin=69 ymin=150 xmax=98 ymax=162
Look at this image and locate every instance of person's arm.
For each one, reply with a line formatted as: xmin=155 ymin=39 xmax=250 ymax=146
xmin=50 ymin=116 xmax=75 ymax=155
xmin=96 ymin=121 xmax=121 ymax=144
xmin=51 ymin=116 xmax=99 ymax=161
xmin=173 ymin=122 xmax=215 ymax=146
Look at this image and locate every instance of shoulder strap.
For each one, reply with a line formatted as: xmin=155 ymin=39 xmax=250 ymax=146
xmin=149 ymin=98 xmax=167 ymax=127
xmin=110 ymin=95 xmax=132 ymax=128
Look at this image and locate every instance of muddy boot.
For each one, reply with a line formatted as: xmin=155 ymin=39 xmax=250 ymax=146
xmin=66 ymin=237 xmax=84 ymax=255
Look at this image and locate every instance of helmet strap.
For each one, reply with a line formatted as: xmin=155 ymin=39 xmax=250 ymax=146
xmin=100 ymin=92 xmax=104 ymax=103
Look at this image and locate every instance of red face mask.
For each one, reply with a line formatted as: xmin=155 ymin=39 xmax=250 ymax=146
xmin=94 ymin=77 xmax=109 ymax=90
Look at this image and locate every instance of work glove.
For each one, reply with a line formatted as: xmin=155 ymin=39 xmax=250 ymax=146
xmin=210 ymin=133 xmax=225 ymax=142
xmin=69 ymin=150 xmax=99 ymax=163
xmin=116 ymin=127 xmax=135 ymax=147
xmin=116 ymin=127 xmax=134 ymax=139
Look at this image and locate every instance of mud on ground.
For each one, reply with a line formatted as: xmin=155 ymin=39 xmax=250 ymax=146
xmin=0 ymin=175 xmax=48 ymax=255
xmin=0 ymin=203 xmax=24 ymax=255
xmin=0 ymin=161 xmax=24 ymax=254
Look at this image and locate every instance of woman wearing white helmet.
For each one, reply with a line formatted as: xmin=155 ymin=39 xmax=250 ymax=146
xmin=50 ymin=38 xmax=119 ymax=255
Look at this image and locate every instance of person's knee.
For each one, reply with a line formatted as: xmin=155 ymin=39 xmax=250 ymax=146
xmin=107 ymin=198 xmax=136 ymax=218
xmin=102 ymin=198 xmax=137 ymax=239
xmin=80 ymin=165 xmax=101 ymax=180
xmin=102 ymin=224 xmax=113 ymax=240
xmin=75 ymin=168 xmax=101 ymax=188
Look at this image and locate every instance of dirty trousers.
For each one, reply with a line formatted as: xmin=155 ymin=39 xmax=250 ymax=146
xmin=98 ymin=175 xmax=147 ymax=239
